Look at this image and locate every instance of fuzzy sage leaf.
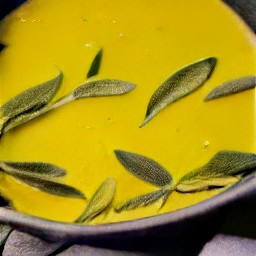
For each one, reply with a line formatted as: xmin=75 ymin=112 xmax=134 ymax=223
xmin=115 ymin=187 xmax=171 ymax=212
xmin=75 ymin=177 xmax=116 ymax=223
xmin=205 ymin=75 xmax=256 ymax=101
xmin=86 ymin=48 xmax=103 ymax=78
xmin=0 ymin=162 xmax=66 ymax=177
xmin=0 ymin=71 xmax=63 ymax=132
xmin=176 ymin=176 xmax=239 ymax=192
xmin=72 ymin=79 xmax=136 ymax=100
xmin=176 ymin=150 xmax=256 ymax=192
xmin=2 ymin=170 xmax=85 ymax=199
xmin=140 ymin=57 xmax=217 ymax=127
xmin=114 ymin=150 xmax=172 ymax=187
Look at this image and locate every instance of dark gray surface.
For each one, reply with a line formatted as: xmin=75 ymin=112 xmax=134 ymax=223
xmin=224 ymin=0 xmax=256 ymax=31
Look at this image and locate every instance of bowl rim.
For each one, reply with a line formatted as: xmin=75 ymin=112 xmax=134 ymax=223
xmin=0 ymin=173 xmax=255 ymax=241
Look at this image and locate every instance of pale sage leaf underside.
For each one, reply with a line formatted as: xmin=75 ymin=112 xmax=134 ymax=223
xmin=0 ymin=71 xmax=63 ymax=129
xmin=115 ymin=188 xmax=171 ymax=212
xmin=176 ymin=176 xmax=239 ymax=193
xmin=3 ymin=171 xmax=85 ymax=199
xmin=75 ymin=177 xmax=116 ymax=223
xmin=114 ymin=150 xmax=172 ymax=187
xmin=86 ymin=48 xmax=103 ymax=78
xmin=205 ymin=75 xmax=256 ymax=101
xmin=0 ymin=162 xmax=66 ymax=177
xmin=177 ymin=151 xmax=256 ymax=191
xmin=140 ymin=57 xmax=217 ymax=127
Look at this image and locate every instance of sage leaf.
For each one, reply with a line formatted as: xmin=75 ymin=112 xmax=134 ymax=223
xmin=115 ymin=188 xmax=171 ymax=212
xmin=72 ymin=79 xmax=136 ymax=100
xmin=75 ymin=177 xmax=116 ymax=223
xmin=140 ymin=57 xmax=217 ymax=127
xmin=205 ymin=75 xmax=256 ymax=101
xmin=0 ymin=224 xmax=12 ymax=247
xmin=46 ymin=79 xmax=136 ymax=111
xmin=176 ymin=176 xmax=239 ymax=193
xmin=0 ymin=162 xmax=66 ymax=177
xmin=0 ymin=71 xmax=63 ymax=131
xmin=114 ymin=150 xmax=172 ymax=187
xmin=3 ymin=171 xmax=85 ymax=199
xmin=177 ymin=151 xmax=256 ymax=191
xmin=86 ymin=48 xmax=103 ymax=78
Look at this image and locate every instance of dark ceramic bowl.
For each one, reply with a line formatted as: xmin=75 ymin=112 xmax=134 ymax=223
xmin=0 ymin=0 xmax=255 ymax=245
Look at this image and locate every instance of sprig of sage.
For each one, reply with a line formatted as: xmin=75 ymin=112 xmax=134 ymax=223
xmin=205 ymin=75 xmax=256 ymax=101
xmin=75 ymin=177 xmax=116 ymax=223
xmin=140 ymin=57 xmax=217 ymax=127
xmin=0 ymin=78 xmax=135 ymax=136
xmin=176 ymin=150 xmax=256 ymax=192
xmin=114 ymin=150 xmax=173 ymax=211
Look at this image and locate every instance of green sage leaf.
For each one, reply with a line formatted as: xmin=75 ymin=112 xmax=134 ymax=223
xmin=75 ymin=177 xmax=116 ymax=223
xmin=205 ymin=75 xmax=256 ymax=101
xmin=176 ymin=176 xmax=239 ymax=193
xmin=115 ymin=188 xmax=171 ymax=212
xmin=0 ymin=71 xmax=63 ymax=131
xmin=3 ymin=171 xmax=85 ymax=199
xmin=1 ymin=106 xmax=51 ymax=134
xmin=114 ymin=150 xmax=172 ymax=187
xmin=140 ymin=57 xmax=217 ymax=127
xmin=179 ymin=151 xmax=256 ymax=183
xmin=0 ymin=162 xmax=66 ymax=177
xmin=86 ymin=48 xmax=103 ymax=78
xmin=72 ymin=79 xmax=136 ymax=100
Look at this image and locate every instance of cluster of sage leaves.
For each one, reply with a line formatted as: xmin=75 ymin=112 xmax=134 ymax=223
xmin=0 ymin=47 xmax=255 ymax=224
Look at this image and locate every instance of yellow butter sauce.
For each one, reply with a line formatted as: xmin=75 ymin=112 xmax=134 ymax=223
xmin=0 ymin=0 xmax=255 ymax=224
